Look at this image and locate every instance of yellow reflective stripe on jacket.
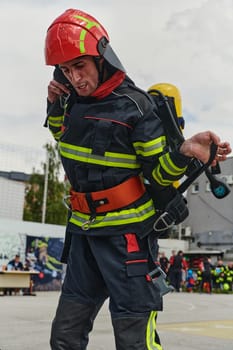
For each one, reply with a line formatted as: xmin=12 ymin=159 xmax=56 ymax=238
xmin=59 ymin=141 xmax=141 ymax=169
xmin=69 ymin=199 xmax=155 ymax=228
xmin=48 ymin=115 xmax=64 ymax=127
xmin=152 ymin=152 xmax=187 ymax=186
xmin=152 ymin=166 xmax=172 ymax=186
xmin=159 ymin=153 xmax=187 ymax=176
xmin=133 ymin=136 xmax=166 ymax=157
xmin=146 ymin=311 xmax=163 ymax=350
xmin=50 ymin=130 xmax=63 ymax=141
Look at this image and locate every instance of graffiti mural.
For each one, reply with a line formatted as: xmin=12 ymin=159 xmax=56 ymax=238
xmin=25 ymin=235 xmax=64 ymax=291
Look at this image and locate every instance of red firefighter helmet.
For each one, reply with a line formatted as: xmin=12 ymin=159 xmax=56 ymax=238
xmin=45 ymin=8 xmax=125 ymax=72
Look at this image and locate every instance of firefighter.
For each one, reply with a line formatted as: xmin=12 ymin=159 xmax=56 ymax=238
xmin=44 ymin=8 xmax=231 ymax=350
xmin=198 ymin=257 xmax=214 ymax=294
xmin=213 ymin=259 xmax=226 ymax=291
xmin=225 ymin=262 xmax=233 ymax=291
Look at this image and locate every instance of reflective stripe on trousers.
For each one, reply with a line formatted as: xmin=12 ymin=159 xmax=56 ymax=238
xmin=112 ymin=311 xmax=163 ymax=350
xmin=50 ymin=297 xmax=163 ymax=350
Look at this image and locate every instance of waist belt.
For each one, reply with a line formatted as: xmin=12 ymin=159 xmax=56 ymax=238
xmin=68 ymin=176 xmax=146 ymax=214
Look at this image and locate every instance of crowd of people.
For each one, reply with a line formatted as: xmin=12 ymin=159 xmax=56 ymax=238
xmin=196 ymin=258 xmax=233 ymax=293
xmin=3 ymin=251 xmax=232 ymax=296
xmin=159 ymin=250 xmax=233 ymax=294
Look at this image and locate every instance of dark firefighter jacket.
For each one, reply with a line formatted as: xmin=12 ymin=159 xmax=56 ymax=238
xmin=46 ymin=76 xmax=190 ymax=238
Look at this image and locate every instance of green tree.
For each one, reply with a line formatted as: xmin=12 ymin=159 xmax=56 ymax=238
xmin=23 ymin=142 xmax=69 ymax=225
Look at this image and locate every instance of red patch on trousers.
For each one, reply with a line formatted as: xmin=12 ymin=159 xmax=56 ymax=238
xmin=124 ymin=233 xmax=140 ymax=253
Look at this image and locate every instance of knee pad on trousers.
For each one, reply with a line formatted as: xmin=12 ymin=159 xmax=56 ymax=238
xmin=112 ymin=316 xmax=148 ymax=350
xmin=50 ymin=297 xmax=103 ymax=350
xmin=112 ymin=315 xmax=162 ymax=350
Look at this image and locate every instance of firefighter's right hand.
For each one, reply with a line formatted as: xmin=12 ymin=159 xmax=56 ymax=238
xmin=47 ymin=79 xmax=71 ymax=104
xmin=179 ymin=131 xmax=231 ymax=166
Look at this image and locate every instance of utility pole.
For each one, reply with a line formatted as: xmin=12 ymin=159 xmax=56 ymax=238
xmin=42 ymin=151 xmax=49 ymax=224
xmin=178 ymin=223 xmax=182 ymax=240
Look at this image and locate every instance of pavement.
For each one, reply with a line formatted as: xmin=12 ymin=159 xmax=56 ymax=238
xmin=0 ymin=291 xmax=233 ymax=350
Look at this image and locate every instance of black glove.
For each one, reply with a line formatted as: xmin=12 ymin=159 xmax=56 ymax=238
xmin=153 ymin=191 xmax=189 ymax=232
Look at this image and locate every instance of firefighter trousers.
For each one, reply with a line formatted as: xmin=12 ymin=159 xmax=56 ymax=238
xmin=50 ymin=232 xmax=163 ymax=350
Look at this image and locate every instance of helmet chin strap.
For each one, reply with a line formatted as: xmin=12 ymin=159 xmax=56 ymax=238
xmin=93 ymin=56 xmax=117 ymax=86
xmin=93 ymin=57 xmax=105 ymax=86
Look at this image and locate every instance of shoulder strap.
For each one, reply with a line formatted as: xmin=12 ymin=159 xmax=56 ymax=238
xmin=149 ymin=89 xmax=184 ymax=150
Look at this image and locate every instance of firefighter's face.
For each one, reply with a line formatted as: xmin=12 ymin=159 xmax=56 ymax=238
xmin=59 ymin=56 xmax=99 ymax=96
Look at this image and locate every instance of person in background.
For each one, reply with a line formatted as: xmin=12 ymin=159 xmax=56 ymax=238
xmin=7 ymin=254 xmax=24 ymax=271
xmin=23 ymin=258 xmax=32 ymax=271
xmin=169 ymin=250 xmax=187 ymax=292
xmin=159 ymin=252 xmax=169 ymax=274
xmin=44 ymin=8 xmax=231 ymax=350
xmin=4 ymin=254 xmax=24 ymax=296
xmin=213 ymin=259 xmax=226 ymax=291
xmin=225 ymin=262 xmax=233 ymax=292
xmin=199 ymin=257 xmax=214 ymax=294
xmin=169 ymin=250 xmax=176 ymax=265
xmin=186 ymin=269 xmax=196 ymax=292
xmin=167 ymin=249 xmax=176 ymax=283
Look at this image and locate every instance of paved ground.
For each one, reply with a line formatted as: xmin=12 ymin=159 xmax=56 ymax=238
xmin=0 ymin=291 xmax=232 ymax=350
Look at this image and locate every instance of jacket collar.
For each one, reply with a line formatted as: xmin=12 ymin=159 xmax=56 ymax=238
xmin=91 ymin=71 xmax=126 ymax=100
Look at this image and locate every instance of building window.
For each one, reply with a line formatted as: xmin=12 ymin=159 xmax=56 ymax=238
xmin=206 ymin=182 xmax=211 ymax=192
xmin=191 ymin=182 xmax=199 ymax=194
xmin=220 ymin=175 xmax=233 ymax=185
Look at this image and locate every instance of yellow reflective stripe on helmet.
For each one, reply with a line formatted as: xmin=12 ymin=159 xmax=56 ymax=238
xmin=152 ymin=166 xmax=172 ymax=186
xmin=73 ymin=15 xmax=100 ymax=53
xmin=59 ymin=141 xmax=141 ymax=169
xmin=159 ymin=153 xmax=187 ymax=176
xmin=133 ymin=136 xmax=166 ymax=157
xmin=146 ymin=311 xmax=163 ymax=350
xmin=69 ymin=200 xmax=155 ymax=228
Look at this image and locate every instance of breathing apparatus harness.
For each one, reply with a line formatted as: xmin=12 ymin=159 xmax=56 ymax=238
xmin=148 ymin=88 xmax=230 ymax=234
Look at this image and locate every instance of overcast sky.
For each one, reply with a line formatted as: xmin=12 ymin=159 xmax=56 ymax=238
xmin=1 ymin=0 xmax=233 ymax=172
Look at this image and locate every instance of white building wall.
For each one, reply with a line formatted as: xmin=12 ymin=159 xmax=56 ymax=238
xmin=184 ymin=157 xmax=233 ymax=234
xmin=0 ymin=177 xmax=25 ymax=220
xmin=0 ymin=218 xmax=66 ymax=267
xmin=158 ymin=238 xmax=189 ymax=258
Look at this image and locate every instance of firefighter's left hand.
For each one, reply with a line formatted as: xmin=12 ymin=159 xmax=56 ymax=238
xmin=179 ymin=131 xmax=231 ymax=166
xmin=47 ymin=79 xmax=70 ymax=104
